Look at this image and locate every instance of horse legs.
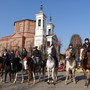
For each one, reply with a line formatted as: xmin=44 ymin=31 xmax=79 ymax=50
xmin=65 ymin=70 xmax=69 ymax=85
xmin=4 ymin=72 xmax=7 ymax=83
xmin=27 ymin=69 xmax=31 ymax=84
xmin=52 ymin=68 xmax=55 ymax=83
xmin=9 ymin=72 xmax=12 ymax=82
xmin=72 ymin=69 xmax=76 ymax=84
xmin=38 ymin=69 xmax=41 ymax=82
xmin=32 ymin=71 xmax=35 ymax=84
xmin=55 ymin=68 xmax=58 ymax=81
xmin=89 ymin=70 xmax=90 ymax=84
xmin=21 ymin=69 xmax=24 ymax=83
xmin=0 ymin=69 xmax=3 ymax=82
xmin=42 ymin=67 xmax=46 ymax=80
xmin=83 ymin=69 xmax=88 ymax=87
xmin=47 ymin=68 xmax=50 ymax=83
xmin=13 ymin=73 xmax=18 ymax=84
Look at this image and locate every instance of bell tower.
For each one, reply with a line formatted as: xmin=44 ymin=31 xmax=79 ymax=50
xmin=34 ymin=3 xmax=47 ymax=48
xmin=47 ymin=16 xmax=55 ymax=35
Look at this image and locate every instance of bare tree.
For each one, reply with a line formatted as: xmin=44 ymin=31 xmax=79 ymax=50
xmin=58 ymin=39 xmax=62 ymax=60
xmin=58 ymin=39 xmax=62 ymax=53
xmin=40 ymin=44 xmax=48 ymax=60
xmin=70 ymin=34 xmax=82 ymax=60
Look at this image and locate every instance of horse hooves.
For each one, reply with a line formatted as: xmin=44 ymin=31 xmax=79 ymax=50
xmin=65 ymin=82 xmax=67 ymax=85
xmin=84 ymin=85 xmax=88 ymax=88
xmin=51 ymin=81 xmax=55 ymax=84
xmin=53 ymin=82 xmax=56 ymax=85
xmin=13 ymin=82 xmax=16 ymax=84
xmin=21 ymin=81 xmax=24 ymax=84
xmin=47 ymin=81 xmax=50 ymax=85
xmin=4 ymin=81 xmax=6 ymax=83
xmin=28 ymin=82 xmax=30 ymax=85
xmin=0 ymin=80 xmax=3 ymax=82
xmin=74 ymin=81 xmax=76 ymax=84
xmin=33 ymin=82 xmax=35 ymax=85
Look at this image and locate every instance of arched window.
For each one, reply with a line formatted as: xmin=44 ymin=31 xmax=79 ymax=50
xmin=38 ymin=19 xmax=41 ymax=26
xmin=48 ymin=29 xmax=51 ymax=35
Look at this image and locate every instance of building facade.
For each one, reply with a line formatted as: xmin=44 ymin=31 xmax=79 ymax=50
xmin=0 ymin=19 xmax=36 ymax=53
xmin=0 ymin=4 xmax=60 ymax=58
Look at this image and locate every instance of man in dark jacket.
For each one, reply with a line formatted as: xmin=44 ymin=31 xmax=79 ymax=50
xmin=32 ymin=46 xmax=41 ymax=58
xmin=51 ymin=44 xmax=58 ymax=68
xmin=2 ymin=49 xmax=9 ymax=59
xmin=10 ymin=50 xmax=15 ymax=61
xmin=32 ymin=46 xmax=42 ymax=65
xmin=2 ymin=49 xmax=10 ymax=64
xmin=83 ymin=38 xmax=90 ymax=52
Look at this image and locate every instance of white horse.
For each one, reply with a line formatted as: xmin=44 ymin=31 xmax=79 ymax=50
xmin=65 ymin=49 xmax=76 ymax=85
xmin=46 ymin=47 xmax=58 ymax=84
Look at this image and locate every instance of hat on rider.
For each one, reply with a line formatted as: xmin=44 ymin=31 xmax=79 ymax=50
xmin=33 ymin=46 xmax=38 ymax=49
xmin=4 ymin=49 xmax=7 ymax=52
xmin=69 ymin=44 xmax=73 ymax=47
xmin=35 ymin=46 xmax=38 ymax=49
xmin=85 ymin=38 xmax=89 ymax=41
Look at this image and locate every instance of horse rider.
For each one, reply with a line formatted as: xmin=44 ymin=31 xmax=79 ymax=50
xmin=32 ymin=46 xmax=42 ymax=65
xmin=67 ymin=44 xmax=76 ymax=60
xmin=82 ymin=38 xmax=90 ymax=59
xmin=21 ymin=48 xmax=28 ymax=60
xmin=15 ymin=49 xmax=20 ymax=58
xmin=9 ymin=50 xmax=15 ymax=61
xmin=51 ymin=44 xmax=58 ymax=68
xmin=2 ymin=49 xmax=10 ymax=64
xmin=83 ymin=38 xmax=90 ymax=53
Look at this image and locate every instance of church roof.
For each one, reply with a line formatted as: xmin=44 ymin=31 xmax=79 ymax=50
xmin=14 ymin=19 xmax=36 ymax=25
xmin=46 ymin=34 xmax=54 ymax=36
xmin=46 ymin=34 xmax=58 ymax=41
xmin=0 ymin=34 xmax=14 ymax=41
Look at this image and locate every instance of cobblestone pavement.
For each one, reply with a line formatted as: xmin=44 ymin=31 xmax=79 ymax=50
xmin=0 ymin=71 xmax=90 ymax=90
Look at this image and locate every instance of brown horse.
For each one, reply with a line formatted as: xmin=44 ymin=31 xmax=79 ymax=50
xmin=13 ymin=56 xmax=35 ymax=84
xmin=80 ymin=47 xmax=90 ymax=87
xmin=0 ymin=57 xmax=4 ymax=82
xmin=23 ymin=56 xmax=46 ymax=84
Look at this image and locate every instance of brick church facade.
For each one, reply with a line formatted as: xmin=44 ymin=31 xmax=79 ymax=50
xmin=0 ymin=19 xmax=36 ymax=53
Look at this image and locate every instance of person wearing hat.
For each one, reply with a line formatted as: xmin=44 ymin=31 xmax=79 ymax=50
xmin=32 ymin=46 xmax=41 ymax=58
xmin=83 ymin=38 xmax=90 ymax=52
xmin=51 ymin=44 xmax=58 ymax=68
xmin=67 ymin=44 xmax=76 ymax=59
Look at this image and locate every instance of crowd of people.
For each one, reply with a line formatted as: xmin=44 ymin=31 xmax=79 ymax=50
xmin=0 ymin=38 xmax=90 ymax=68
xmin=66 ymin=38 xmax=90 ymax=65
xmin=0 ymin=44 xmax=58 ymax=68
xmin=0 ymin=47 xmax=42 ymax=63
